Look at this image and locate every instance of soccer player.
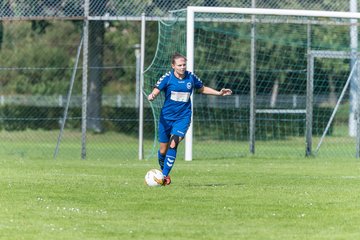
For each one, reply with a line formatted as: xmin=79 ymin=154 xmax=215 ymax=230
xmin=148 ymin=52 xmax=232 ymax=186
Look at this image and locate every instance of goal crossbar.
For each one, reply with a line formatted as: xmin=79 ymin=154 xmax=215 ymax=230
xmin=256 ymin=109 xmax=306 ymax=114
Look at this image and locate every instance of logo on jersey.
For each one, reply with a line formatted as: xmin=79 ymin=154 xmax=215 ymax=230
xmin=187 ymin=82 xmax=192 ymax=89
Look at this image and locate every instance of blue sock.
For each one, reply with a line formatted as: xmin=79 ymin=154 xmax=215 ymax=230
xmin=158 ymin=150 xmax=165 ymax=170
xmin=162 ymin=148 xmax=177 ymax=176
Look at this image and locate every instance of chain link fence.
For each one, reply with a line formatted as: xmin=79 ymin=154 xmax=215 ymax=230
xmin=0 ymin=1 xmax=354 ymax=19
xmin=0 ymin=1 xmax=359 ymax=160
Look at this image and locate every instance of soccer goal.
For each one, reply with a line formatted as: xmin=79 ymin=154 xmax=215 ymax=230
xmin=144 ymin=7 xmax=360 ymax=160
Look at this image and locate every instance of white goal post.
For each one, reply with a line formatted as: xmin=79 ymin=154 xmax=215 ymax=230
xmin=185 ymin=6 xmax=360 ymax=161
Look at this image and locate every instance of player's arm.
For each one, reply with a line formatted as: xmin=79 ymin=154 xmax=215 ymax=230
xmin=198 ymin=86 xmax=232 ymax=96
xmin=148 ymin=88 xmax=161 ymax=101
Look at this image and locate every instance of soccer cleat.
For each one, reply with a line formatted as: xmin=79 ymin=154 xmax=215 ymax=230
xmin=162 ymin=175 xmax=171 ymax=186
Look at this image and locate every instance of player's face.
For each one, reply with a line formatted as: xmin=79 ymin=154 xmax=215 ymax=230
xmin=172 ymin=58 xmax=186 ymax=79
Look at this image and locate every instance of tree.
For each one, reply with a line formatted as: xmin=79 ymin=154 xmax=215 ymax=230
xmin=0 ymin=21 xmax=2 ymax=50
xmin=87 ymin=20 xmax=105 ymax=132
xmin=86 ymin=0 xmax=108 ymax=133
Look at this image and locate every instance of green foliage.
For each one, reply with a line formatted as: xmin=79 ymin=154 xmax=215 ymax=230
xmin=0 ymin=19 xmax=159 ymax=96
xmin=0 ymin=21 xmax=82 ymax=95
xmin=103 ymin=21 xmax=141 ymax=93
xmin=31 ymin=20 xmax=52 ymax=34
xmin=0 ymin=10 xmax=353 ymax=96
xmin=0 ymin=105 xmax=331 ymax=140
xmin=0 ymin=106 xmax=155 ymax=137
xmin=193 ymin=107 xmax=333 ymax=142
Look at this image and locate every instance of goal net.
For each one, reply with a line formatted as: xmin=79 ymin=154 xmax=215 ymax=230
xmin=144 ymin=7 xmax=360 ymax=160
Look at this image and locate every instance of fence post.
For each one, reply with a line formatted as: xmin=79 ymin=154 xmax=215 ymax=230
xmin=306 ymin=47 xmax=313 ymax=156
xmin=249 ymin=0 xmax=257 ymax=154
xmin=81 ymin=0 xmax=89 ymax=160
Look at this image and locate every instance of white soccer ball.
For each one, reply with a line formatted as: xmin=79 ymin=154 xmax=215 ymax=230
xmin=145 ymin=169 xmax=164 ymax=187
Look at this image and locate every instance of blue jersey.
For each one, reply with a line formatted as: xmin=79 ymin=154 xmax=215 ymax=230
xmin=155 ymin=70 xmax=203 ymax=120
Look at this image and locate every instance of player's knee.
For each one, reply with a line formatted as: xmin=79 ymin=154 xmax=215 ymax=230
xmin=169 ymin=135 xmax=181 ymax=150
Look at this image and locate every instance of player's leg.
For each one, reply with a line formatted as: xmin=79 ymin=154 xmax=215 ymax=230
xmin=158 ymin=115 xmax=171 ymax=170
xmin=162 ymin=117 xmax=190 ymax=181
xmin=162 ymin=134 xmax=182 ymax=177
xmin=158 ymin=143 xmax=168 ymax=170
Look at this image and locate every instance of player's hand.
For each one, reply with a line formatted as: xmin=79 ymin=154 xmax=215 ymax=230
xmin=219 ymin=88 xmax=232 ymax=96
xmin=148 ymin=93 xmax=156 ymax=101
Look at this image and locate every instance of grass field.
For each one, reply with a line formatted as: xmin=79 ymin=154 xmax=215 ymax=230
xmin=1 ymin=129 xmax=360 ymax=239
xmin=1 ymin=149 xmax=360 ymax=239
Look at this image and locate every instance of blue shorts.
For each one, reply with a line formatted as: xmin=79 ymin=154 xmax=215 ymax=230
xmin=158 ymin=115 xmax=191 ymax=143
